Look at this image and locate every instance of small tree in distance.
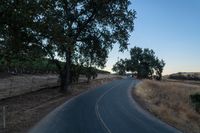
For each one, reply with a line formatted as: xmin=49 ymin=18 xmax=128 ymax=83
xmin=154 ymin=58 xmax=165 ymax=80
xmin=112 ymin=59 xmax=127 ymax=75
xmin=112 ymin=46 xmax=165 ymax=80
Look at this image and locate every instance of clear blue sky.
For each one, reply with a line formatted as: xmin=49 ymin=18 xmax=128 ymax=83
xmin=104 ymin=0 xmax=200 ymax=75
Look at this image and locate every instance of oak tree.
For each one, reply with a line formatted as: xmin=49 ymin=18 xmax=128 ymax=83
xmin=34 ymin=0 xmax=136 ymax=91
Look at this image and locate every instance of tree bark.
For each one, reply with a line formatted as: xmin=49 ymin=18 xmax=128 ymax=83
xmin=59 ymin=49 xmax=72 ymax=93
xmin=87 ymin=76 xmax=91 ymax=83
xmin=60 ymin=70 xmax=68 ymax=93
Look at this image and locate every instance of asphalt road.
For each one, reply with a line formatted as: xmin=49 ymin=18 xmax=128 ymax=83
xmin=30 ymin=78 xmax=182 ymax=133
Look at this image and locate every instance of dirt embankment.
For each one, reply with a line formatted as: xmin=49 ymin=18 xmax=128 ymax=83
xmin=0 ymin=73 xmax=116 ymax=100
xmin=0 ymin=77 xmax=121 ymax=133
xmin=133 ymin=80 xmax=200 ymax=133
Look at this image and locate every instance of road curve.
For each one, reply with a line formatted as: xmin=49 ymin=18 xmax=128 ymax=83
xmin=29 ymin=78 xmax=182 ymax=133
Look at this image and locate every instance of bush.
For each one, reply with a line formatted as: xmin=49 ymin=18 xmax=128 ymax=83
xmin=190 ymin=93 xmax=200 ymax=113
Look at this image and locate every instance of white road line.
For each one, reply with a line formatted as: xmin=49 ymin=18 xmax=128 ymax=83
xmin=95 ymin=83 xmax=121 ymax=133
xmin=30 ymin=82 xmax=117 ymax=133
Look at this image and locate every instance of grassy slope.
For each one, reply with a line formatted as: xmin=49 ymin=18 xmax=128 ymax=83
xmin=133 ymin=80 xmax=200 ymax=133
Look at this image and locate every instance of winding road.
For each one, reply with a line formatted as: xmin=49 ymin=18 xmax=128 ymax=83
xmin=30 ymin=78 xmax=181 ymax=133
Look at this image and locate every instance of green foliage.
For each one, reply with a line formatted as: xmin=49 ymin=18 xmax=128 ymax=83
xmin=84 ymin=67 xmax=97 ymax=83
xmin=127 ymin=46 xmax=165 ymax=79
xmin=112 ymin=59 xmax=127 ymax=75
xmin=190 ymin=93 xmax=200 ymax=113
xmin=154 ymin=58 xmax=165 ymax=80
xmin=0 ymin=56 xmax=109 ymax=84
xmin=0 ymin=1 xmax=45 ymax=64
xmin=0 ymin=0 xmax=136 ymax=91
xmin=96 ymin=69 xmax=110 ymax=74
xmin=113 ymin=46 xmax=165 ymax=79
xmin=0 ymin=57 xmax=59 ymax=74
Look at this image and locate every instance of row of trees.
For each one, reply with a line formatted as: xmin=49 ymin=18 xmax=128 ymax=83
xmin=112 ymin=47 xmax=165 ymax=80
xmin=0 ymin=0 xmax=136 ymax=91
xmin=0 ymin=58 xmax=58 ymax=74
xmin=0 ymin=57 xmax=110 ymax=83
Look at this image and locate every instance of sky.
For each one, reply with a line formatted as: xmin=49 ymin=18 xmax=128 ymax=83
xmin=104 ymin=0 xmax=200 ymax=75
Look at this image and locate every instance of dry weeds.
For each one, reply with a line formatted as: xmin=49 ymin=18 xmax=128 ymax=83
xmin=134 ymin=80 xmax=200 ymax=133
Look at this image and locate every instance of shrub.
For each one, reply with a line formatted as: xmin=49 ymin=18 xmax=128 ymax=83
xmin=190 ymin=93 xmax=200 ymax=113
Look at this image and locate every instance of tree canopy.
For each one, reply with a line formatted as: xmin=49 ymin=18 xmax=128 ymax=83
xmin=112 ymin=59 xmax=127 ymax=75
xmin=0 ymin=0 xmax=136 ymax=92
xmin=112 ymin=46 xmax=165 ymax=80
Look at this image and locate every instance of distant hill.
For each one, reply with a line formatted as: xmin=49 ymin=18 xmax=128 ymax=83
xmin=168 ymin=72 xmax=200 ymax=81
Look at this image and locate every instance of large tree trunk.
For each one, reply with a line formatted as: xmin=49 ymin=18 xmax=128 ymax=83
xmin=158 ymin=72 xmax=162 ymax=81
xmin=60 ymin=70 xmax=69 ymax=93
xmin=59 ymin=49 xmax=72 ymax=93
xmin=87 ymin=76 xmax=91 ymax=83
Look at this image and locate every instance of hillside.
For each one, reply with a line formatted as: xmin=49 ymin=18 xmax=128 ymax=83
xmin=167 ymin=72 xmax=200 ymax=81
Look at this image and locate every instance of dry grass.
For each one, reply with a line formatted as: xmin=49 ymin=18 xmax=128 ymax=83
xmin=134 ymin=80 xmax=200 ymax=133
